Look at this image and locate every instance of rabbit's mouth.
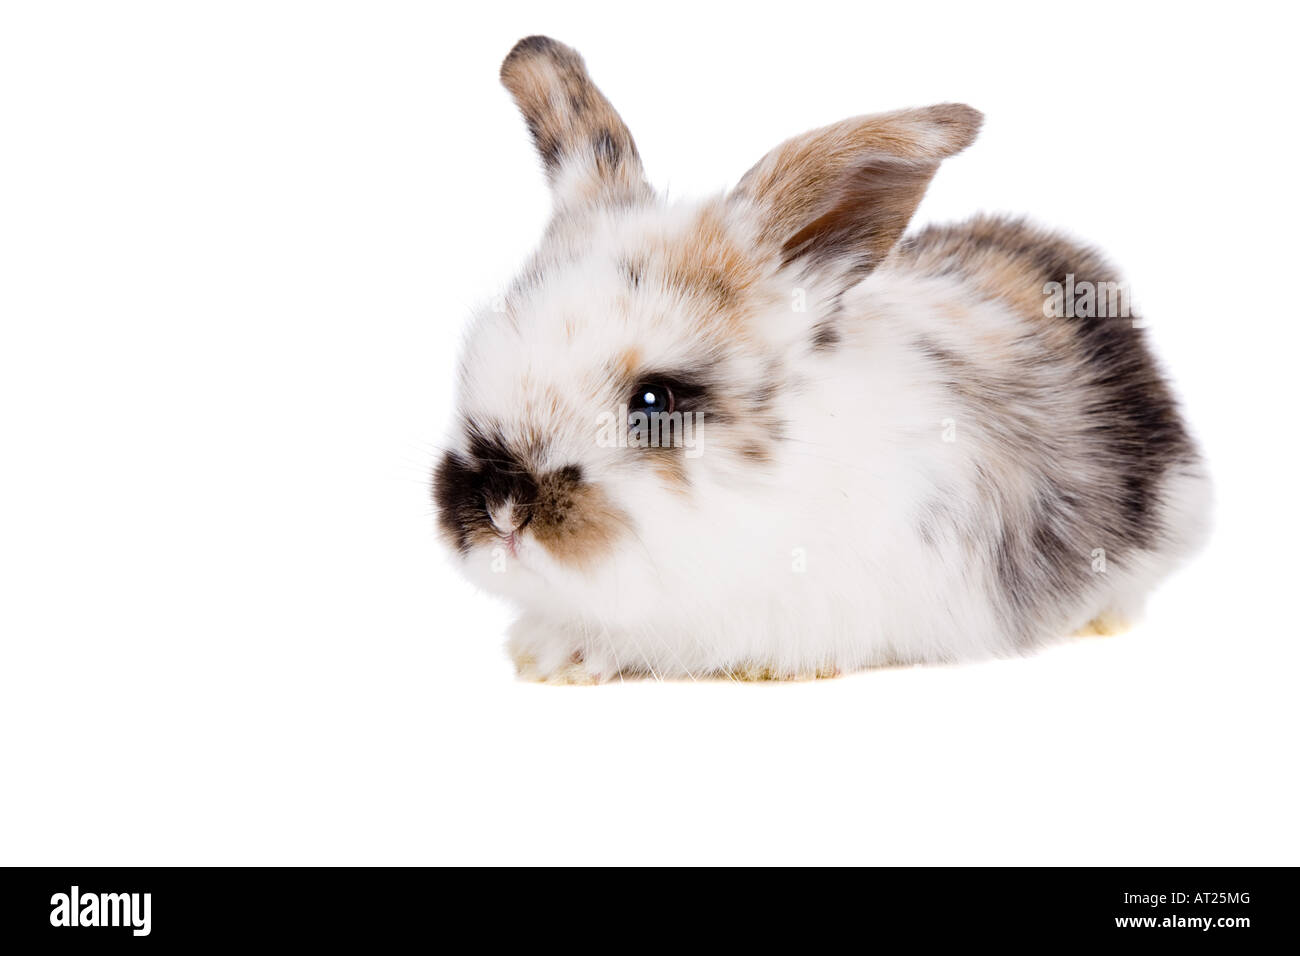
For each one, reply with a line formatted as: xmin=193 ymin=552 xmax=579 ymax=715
xmin=489 ymin=500 xmax=535 ymax=560
xmin=497 ymin=530 xmax=520 ymax=558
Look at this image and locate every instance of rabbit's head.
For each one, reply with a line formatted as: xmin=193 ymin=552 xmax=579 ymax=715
xmin=434 ymin=37 xmax=980 ymax=612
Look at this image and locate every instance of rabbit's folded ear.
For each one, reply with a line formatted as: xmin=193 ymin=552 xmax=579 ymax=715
xmin=500 ymin=36 xmax=652 ymax=213
xmin=733 ymin=105 xmax=982 ymax=287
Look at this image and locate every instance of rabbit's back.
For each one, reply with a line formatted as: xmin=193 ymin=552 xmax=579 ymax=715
xmin=868 ymin=214 xmax=1209 ymax=644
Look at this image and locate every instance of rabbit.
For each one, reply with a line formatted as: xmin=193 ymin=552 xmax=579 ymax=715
xmin=432 ymin=35 xmax=1211 ymax=683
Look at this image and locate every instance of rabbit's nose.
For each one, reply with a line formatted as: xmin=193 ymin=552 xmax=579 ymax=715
xmin=488 ymin=501 xmax=530 ymax=536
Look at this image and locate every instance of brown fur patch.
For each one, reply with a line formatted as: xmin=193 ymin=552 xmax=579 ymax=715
xmin=530 ymin=470 xmax=628 ymax=567
xmin=898 ymin=214 xmax=1115 ymax=325
xmin=648 ymin=447 xmax=690 ymax=493
xmin=616 ymin=347 xmax=642 ymax=379
xmin=641 ymin=201 xmax=764 ymax=338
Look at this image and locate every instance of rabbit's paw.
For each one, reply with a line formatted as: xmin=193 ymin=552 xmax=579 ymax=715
xmin=507 ymin=617 xmax=618 ymax=684
xmin=534 ymin=657 xmax=605 ymax=685
xmin=1073 ymin=611 xmax=1132 ymax=638
xmin=730 ymin=661 xmax=841 ymax=682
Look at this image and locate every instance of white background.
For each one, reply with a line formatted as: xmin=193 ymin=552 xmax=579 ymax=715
xmin=2 ymin=1 xmax=1297 ymax=865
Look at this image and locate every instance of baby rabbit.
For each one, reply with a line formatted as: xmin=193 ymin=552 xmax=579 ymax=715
xmin=433 ymin=36 xmax=1210 ymax=683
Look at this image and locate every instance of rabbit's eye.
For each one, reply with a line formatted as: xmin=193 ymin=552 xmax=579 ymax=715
xmin=629 ymin=383 xmax=674 ymax=416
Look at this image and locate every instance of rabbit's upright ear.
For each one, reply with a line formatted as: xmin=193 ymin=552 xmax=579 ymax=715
xmin=500 ymin=36 xmax=652 ymax=213
xmin=733 ymin=105 xmax=982 ymax=288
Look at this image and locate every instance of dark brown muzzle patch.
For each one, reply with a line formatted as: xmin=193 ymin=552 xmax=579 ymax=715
xmin=434 ymin=434 xmax=626 ymax=567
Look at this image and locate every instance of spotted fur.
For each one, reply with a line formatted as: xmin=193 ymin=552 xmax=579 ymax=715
xmin=432 ymin=36 xmax=1210 ymax=682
